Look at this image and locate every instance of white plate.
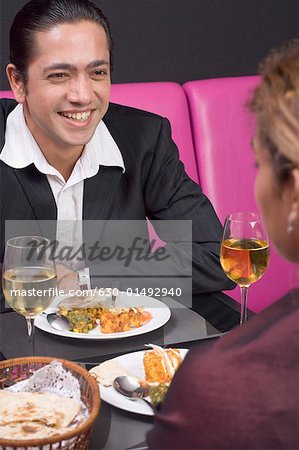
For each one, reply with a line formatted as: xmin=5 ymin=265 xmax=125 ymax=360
xmin=34 ymin=292 xmax=171 ymax=340
xmin=98 ymin=348 xmax=188 ymax=416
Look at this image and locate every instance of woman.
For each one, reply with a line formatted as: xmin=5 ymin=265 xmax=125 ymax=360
xmin=147 ymin=39 xmax=299 ymax=449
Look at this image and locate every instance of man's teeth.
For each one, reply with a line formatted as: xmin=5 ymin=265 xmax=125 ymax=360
xmin=61 ymin=111 xmax=91 ymax=121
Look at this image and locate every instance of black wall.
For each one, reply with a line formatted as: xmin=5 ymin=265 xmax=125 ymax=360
xmin=1 ymin=0 xmax=298 ymax=90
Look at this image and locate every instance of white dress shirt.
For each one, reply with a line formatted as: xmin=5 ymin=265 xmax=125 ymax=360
xmin=1 ymin=104 xmax=125 ymax=273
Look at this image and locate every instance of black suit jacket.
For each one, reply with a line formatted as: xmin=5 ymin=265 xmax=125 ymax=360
xmin=0 ymin=99 xmax=235 ymax=316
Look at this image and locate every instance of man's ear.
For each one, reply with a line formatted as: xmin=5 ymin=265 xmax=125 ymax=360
xmin=6 ymin=64 xmax=26 ymax=103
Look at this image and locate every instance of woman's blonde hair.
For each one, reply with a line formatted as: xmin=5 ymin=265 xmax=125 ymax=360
xmin=251 ymin=38 xmax=299 ymax=182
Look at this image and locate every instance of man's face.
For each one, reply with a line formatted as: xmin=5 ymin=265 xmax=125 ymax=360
xmin=17 ymin=21 xmax=111 ymax=155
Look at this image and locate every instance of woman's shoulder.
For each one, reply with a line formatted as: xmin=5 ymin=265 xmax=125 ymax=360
xmin=216 ymin=288 xmax=299 ymax=352
xmin=173 ymin=288 xmax=299 ymax=385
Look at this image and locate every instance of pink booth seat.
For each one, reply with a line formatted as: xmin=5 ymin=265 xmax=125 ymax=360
xmin=0 ymin=83 xmax=198 ymax=183
xmin=110 ymin=82 xmax=198 ymax=182
xmin=110 ymin=82 xmax=199 ymax=249
xmin=0 ymin=91 xmax=14 ymax=98
xmin=184 ymin=76 xmax=296 ymax=312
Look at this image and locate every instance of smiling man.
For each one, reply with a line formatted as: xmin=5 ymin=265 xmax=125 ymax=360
xmin=0 ymin=0 xmax=237 ymax=328
xmin=5 ymin=12 xmax=112 ymax=182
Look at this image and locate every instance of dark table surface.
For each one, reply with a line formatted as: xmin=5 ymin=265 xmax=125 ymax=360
xmin=0 ymin=296 xmax=222 ymax=361
xmin=0 ymin=292 xmax=239 ymax=450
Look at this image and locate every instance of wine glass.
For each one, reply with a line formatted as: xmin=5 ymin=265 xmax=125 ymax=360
xmin=2 ymin=236 xmax=57 ymax=354
xmin=220 ymin=212 xmax=270 ymax=325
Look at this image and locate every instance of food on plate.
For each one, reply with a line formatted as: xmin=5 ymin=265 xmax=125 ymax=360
xmin=59 ymin=308 xmax=97 ymax=333
xmin=142 ymin=345 xmax=183 ymax=405
xmin=57 ymin=295 xmax=106 ymax=310
xmin=58 ymin=304 xmax=152 ymax=334
xmin=57 ymin=296 xmax=104 ymax=333
xmin=143 ymin=344 xmax=182 ymax=383
xmin=148 ymin=383 xmax=169 ymax=406
xmin=99 ymin=307 xmax=152 ymax=333
xmin=91 ymin=345 xmax=185 ymax=411
xmin=0 ymin=390 xmax=81 ymax=440
xmin=89 ymin=359 xmax=134 ymax=387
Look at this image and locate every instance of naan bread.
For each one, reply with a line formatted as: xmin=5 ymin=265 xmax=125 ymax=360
xmin=89 ymin=359 xmax=134 ymax=386
xmin=0 ymin=421 xmax=70 ymax=440
xmin=0 ymin=391 xmax=81 ymax=428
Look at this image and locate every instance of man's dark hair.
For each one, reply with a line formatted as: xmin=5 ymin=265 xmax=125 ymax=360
xmin=9 ymin=0 xmax=114 ymax=84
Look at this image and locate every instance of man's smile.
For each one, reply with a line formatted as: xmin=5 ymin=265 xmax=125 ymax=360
xmin=57 ymin=109 xmax=96 ymax=126
xmin=58 ymin=110 xmax=93 ymax=121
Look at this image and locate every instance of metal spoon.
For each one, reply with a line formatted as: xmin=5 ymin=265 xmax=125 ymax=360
xmin=113 ymin=376 xmax=155 ymax=412
xmin=46 ymin=313 xmax=72 ymax=331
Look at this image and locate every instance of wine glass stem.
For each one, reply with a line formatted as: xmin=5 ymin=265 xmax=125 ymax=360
xmin=26 ymin=317 xmax=35 ymax=355
xmin=240 ymin=286 xmax=249 ymax=325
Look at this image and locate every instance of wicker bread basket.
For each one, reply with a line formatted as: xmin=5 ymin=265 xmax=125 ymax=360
xmin=0 ymin=356 xmax=100 ymax=450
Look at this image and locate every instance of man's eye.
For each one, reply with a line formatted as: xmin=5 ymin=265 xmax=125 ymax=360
xmin=48 ymin=73 xmax=68 ymax=79
xmin=92 ymin=69 xmax=107 ymax=78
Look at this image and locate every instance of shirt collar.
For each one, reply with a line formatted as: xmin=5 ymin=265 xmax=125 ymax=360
xmin=0 ymin=104 xmax=125 ymax=178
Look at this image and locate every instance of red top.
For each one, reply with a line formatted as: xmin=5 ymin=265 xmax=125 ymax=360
xmin=147 ymin=289 xmax=299 ymax=449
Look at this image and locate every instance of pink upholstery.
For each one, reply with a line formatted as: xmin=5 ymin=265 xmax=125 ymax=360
xmin=110 ymin=82 xmax=198 ymax=182
xmin=110 ymin=82 xmax=198 ymax=248
xmin=184 ymin=76 xmax=295 ymax=312
xmin=0 ymin=91 xmax=14 ymax=98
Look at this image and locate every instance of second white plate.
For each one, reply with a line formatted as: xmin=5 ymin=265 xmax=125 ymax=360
xmin=98 ymin=348 xmax=188 ymax=416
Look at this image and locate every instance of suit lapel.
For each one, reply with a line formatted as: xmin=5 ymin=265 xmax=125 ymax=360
xmin=14 ymin=164 xmax=123 ymax=221
xmin=11 ymin=165 xmax=57 ymax=241
xmin=13 ymin=165 xmax=57 ymax=220
xmin=82 ymin=166 xmax=123 ymax=254
xmin=83 ymin=166 xmax=123 ymax=220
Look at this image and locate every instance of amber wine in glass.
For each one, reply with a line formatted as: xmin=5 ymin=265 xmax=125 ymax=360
xmin=220 ymin=213 xmax=269 ymax=324
xmin=2 ymin=236 xmax=56 ymax=354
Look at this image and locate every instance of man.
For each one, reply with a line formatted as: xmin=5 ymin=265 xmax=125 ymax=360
xmin=0 ymin=0 xmax=236 ymax=327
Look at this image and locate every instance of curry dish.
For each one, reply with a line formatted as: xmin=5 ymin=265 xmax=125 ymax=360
xmin=59 ymin=306 xmax=152 ymax=334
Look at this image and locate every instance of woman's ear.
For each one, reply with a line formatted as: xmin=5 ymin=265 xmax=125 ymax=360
xmin=287 ymin=168 xmax=299 ymax=232
xmin=6 ymin=64 xmax=26 ymax=103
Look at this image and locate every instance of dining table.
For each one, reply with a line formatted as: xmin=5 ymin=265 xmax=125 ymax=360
xmin=0 ymin=290 xmax=241 ymax=450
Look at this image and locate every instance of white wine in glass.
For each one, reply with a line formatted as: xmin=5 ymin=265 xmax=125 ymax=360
xmin=2 ymin=236 xmax=57 ymax=354
xmin=220 ymin=212 xmax=270 ymax=324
